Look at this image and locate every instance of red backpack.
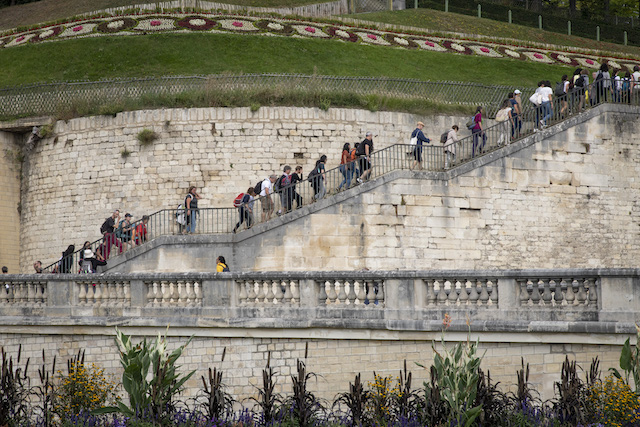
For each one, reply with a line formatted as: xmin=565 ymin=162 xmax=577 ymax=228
xmin=233 ymin=193 xmax=245 ymax=208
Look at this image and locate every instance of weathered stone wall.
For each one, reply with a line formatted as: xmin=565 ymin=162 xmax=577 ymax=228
xmin=0 ymin=131 xmax=21 ymax=273
xmin=19 ymin=107 xmax=465 ymax=272
xmin=0 ymin=329 xmax=623 ymax=403
xmin=109 ymin=106 xmax=640 ymax=272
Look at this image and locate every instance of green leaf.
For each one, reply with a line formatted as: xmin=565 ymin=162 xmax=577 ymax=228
xmin=620 ymin=338 xmax=632 ymax=371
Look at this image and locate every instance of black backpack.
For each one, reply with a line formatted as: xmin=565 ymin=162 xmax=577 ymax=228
xmin=440 ymin=131 xmax=448 ymax=144
xmin=274 ymin=174 xmax=285 ymax=192
xmin=100 ymin=218 xmax=110 ymax=234
xmin=575 ymin=76 xmax=585 ymax=88
xmin=355 ymin=141 xmax=366 ymax=156
xmin=554 ymin=82 xmax=565 ymax=97
xmin=307 ymin=166 xmax=320 ymax=182
xmin=254 ymin=180 xmax=263 ymax=194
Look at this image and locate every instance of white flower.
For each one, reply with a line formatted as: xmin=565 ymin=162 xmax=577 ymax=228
xmin=607 ymin=60 xmax=621 ymax=69
xmin=574 ymin=57 xmax=599 ymax=69
xmin=449 ymin=42 xmax=466 ymax=52
xmin=503 ymin=49 xmax=521 ymax=58
xmin=219 ymin=19 xmax=258 ymax=31
xmin=292 ymin=25 xmax=329 ymax=38
xmin=136 ymin=18 xmax=175 ymax=31
xmin=356 ymin=32 xmax=390 ymax=45
xmin=413 ymin=39 xmax=447 ymax=52
xmin=522 ymin=51 xmax=554 ymax=64
xmin=59 ymin=23 xmax=97 ymax=37
xmin=4 ymin=33 xmax=35 ymax=47
xmin=556 ymin=54 xmax=571 ymax=63
xmin=107 ymin=20 xmax=125 ymax=30
xmin=268 ymin=22 xmax=284 ymax=31
xmin=335 ymin=29 xmax=351 ymax=38
xmin=189 ymin=19 xmax=206 ymax=27
xmin=39 ymin=29 xmax=55 ymax=39
xmin=394 ymin=37 xmax=409 ymax=46
xmin=468 ymin=45 xmax=502 ymax=57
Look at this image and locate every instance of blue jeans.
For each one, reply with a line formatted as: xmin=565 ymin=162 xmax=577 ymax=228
xmin=541 ymin=101 xmax=552 ymax=124
xmin=338 ymin=164 xmax=353 ymax=189
xmin=186 ymin=210 xmax=197 ymax=233
xmin=472 ymin=128 xmax=485 ymax=157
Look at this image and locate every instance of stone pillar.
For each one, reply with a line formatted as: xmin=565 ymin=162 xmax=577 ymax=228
xmin=298 ymin=278 xmax=318 ymax=308
xmin=599 ymin=276 xmax=640 ymax=322
xmin=129 ymin=279 xmax=146 ymax=307
xmin=498 ymin=278 xmax=518 ymax=310
xmin=202 ymin=278 xmax=232 ymax=307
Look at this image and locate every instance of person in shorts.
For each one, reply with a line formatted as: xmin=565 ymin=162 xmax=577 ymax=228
xmin=260 ymin=175 xmax=277 ymax=222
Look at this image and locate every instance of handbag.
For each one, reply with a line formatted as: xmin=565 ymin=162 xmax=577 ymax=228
xmin=410 ymin=136 xmax=418 ymax=145
xmin=529 ymin=92 xmax=542 ymax=106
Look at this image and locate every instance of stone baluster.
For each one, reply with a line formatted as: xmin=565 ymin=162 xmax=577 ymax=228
xmin=18 ymin=283 xmax=27 ymax=306
xmin=254 ymin=281 xmax=265 ymax=304
xmin=541 ymin=280 xmax=552 ymax=305
xmin=78 ymin=282 xmax=87 ymax=306
xmin=458 ymin=280 xmax=468 ymax=305
xmin=530 ymin=280 xmax=541 ymax=306
xmin=177 ymin=281 xmax=186 ymax=307
xmin=553 ymin=280 xmax=563 ymax=306
xmin=94 ymin=282 xmax=103 ymax=307
xmin=153 ymin=281 xmax=161 ymax=306
xmin=564 ymin=279 xmax=575 ymax=306
xmin=160 ymin=281 xmax=169 ymax=306
xmin=2 ymin=283 xmax=11 ymax=304
xmin=123 ymin=282 xmax=130 ymax=306
xmin=425 ymin=280 xmax=436 ymax=306
xmin=248 ymin=281 xmax=258 ymax=304
xmin=517 ymin=279 xmax=529 ymax=306
xmin=103 ymin=281 xmax=112 ymax=306
xmin=186 ymin=281 xmax=195 ymax=307
xmin=447 ymin=281 xmax=458 ymax=305
xmin=274 ymin=281 xmax=285 ymax=304
xmin=337 ymin=281 xmax=348 ymax=304
xmin=290 ymin=281 xmax=299 ymax=304
xmin=479 ymin=280 xmax=489 ymax=305
xmin=264 ymin=281 xmax=275 ymax=305
xmin=346 ymin=281 xmax=356 ymax=305
xmin=467 ymin=280 xmax=478 ymax=304
xmin=86 ymin=283 xmax=96 ymax=305
xmin=145 ymin=282 xmax=154 ymax=307
xmin=26 ymin=282 xmax=35 ymax=305
xmin=283 ymin=281 xmax=293 ymax=304
xmin=354 ymin=281 xmax=365 ymax=305
xmin=238 ymin=281 xmax=248 ymax=305
xmin=576 ymin=279 xmax=587 ymax=305
xmin=376 ymin=282 xmax=385 ymax=306
xmin=116 ymin=281 xmax=126 ymax=307
xmin=36 ymin=283 xmax=45 ymax=306
xmin=41 ymin=283 xmax=47 ymax=305
xmin=489 ymin=280 xmax=498 ymax=306
xmin=109 ymin=281 xmax=119 ymax=307
xmin=170 ymin=281 xmax=179 ymax=305
xmin=366 ymin=282 xmax=376 ymax=306
xmin=326 ymin=281 xmax=338 ymax=304
xmin=435 ymin=280 xmax=447 ymax=305
xmin=32 ymin=283 xmax=41 ymax=306
xmin=317 ymin=281 xmax=327 ymax=305
xmin=194 ymin=281 xmax=202 ymax=306
xmin=587 ymin=278 xmax=598 ymax=306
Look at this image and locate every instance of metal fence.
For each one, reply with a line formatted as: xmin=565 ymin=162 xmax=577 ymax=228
xmin=0 ymin=74 xmax=530 ymax=119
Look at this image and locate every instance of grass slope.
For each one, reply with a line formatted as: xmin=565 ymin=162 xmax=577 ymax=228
xmin=0 ymin=33 xmax=575 ymax=88
xmin=349 ymin=9 xmax=640 ymax=58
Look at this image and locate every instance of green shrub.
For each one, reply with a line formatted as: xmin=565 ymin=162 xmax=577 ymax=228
xmin=136 ymin=128 xmax=159 ymax=146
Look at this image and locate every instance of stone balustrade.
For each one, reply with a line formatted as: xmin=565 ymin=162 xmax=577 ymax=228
xmin=0 ymin=270 xmax=637 ymax=333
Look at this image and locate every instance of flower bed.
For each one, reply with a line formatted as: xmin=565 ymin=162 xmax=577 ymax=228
xmin=1 ymin=12 xmax=639 ymax=72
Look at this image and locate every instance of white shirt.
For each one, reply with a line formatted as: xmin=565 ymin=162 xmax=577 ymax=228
xmin=260 ymin=179 xmax=272 ymax=197
xmin=615 ymin=75 xmax=622 ymax=91
xmin=633 ymin=71 xmax=640 ymax=89
xmin=539 ymin=86 xmax=553 ymax=103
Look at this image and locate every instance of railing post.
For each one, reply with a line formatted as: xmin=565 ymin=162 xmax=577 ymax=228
xmin=415 ymin=0 xmax=418 ymax=9
xmin=444 ymin=0 xmax=448 ymax=12
xmin=202 ymin=277 xmax=233 ymax=307
xmin=599 ymin=276 xmax=640 ymax=322
xmin=508 ymin=9 xmax=512 ymax=24
xmin=389 ymin=0 xmax=393 ymax=11
xmin=596 ymin=25 xmax=600 ymax=41
xmin=382 ymin=277 xmax=413 ymax=313
xmin=497 ymin=278 xmax=518 ymax=310
xmin=568 ymin=20 xmax=571 ymax=36
xmin=538 ymin=15 xmax=542 ymax=30
xmin=298 ymin=278 xmax=319 ymax=308
xmin=47 ymin=277 xmax=72 ymax=308
xmin=477 ymin=4 xmax=481 ymax=18
xmin=129 ymin=279 xmax=145 ymax=308
xmin=624 ymin=31 xmax=628 ymax=45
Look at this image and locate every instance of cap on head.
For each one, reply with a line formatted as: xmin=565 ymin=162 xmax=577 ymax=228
xmin=417 ymin=121 xmax=424 ymax=127
xmin=125 ymin=213 xmax=132 ymax=218
xmin=514 ymin=89 xmax=521 ymax=94
xmin=366 ymin=131 xmax=373 ymax=136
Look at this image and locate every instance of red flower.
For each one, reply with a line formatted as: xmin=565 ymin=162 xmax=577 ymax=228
xmin=367 ymin=34 xmax=377 ymax=40
xmin=16 ymin=36 xmax=25 ymax=42
xmin=232 ymin=21 xmax=243 ymax=27
xmin=72 ymin=26 xmax=83 ymax=32
xmin=305 ymin=26 xmax=315 ymax=33
xmin=150 ymin=20 xmax=161 ymax=26
xmin=534 ymin=53 xmax=543 ymax=59
xmin=425 ymin=41 xmax=434 ymax=47
xmin=480 ymin=47 xmax=490 ymax=53
xmin=586 ymin=59 xmax=594 ymax=65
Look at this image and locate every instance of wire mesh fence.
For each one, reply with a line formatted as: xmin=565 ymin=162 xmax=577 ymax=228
xmin=0 ymin=74 xmax=531 ymax=119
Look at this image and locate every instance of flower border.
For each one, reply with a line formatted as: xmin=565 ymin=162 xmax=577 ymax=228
xmin=1 ymin=12 xmax=639 ymax=72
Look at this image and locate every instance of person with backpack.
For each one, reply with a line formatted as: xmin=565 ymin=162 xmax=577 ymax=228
xmin=275 ymin=166 xmax=293 ymax=215
xmin=622 ymin=71 xmax=632 ymax=104
xmin=259 ymin=175 xmax=277 ymax=222
xmin=309 ymin=155 xmax=327 ymax=200
xmin=495 ymin=100 xmax=514 ymax=146
xmin=351 ymin=144 xmax=361 ymax=181
xmin=216 ymin=256 xmax=230 ymax=272
xmin=471 ymin=106 xmax=485 ymax=157
xmin=116 ymin=213 xmax=134 ymax=252
xmin=570 ymin=68 xmax=585 ymax=113
xmin=233 ymin=188 xmax=256 ymax=233
xmin=338 ymin=143 xmax=353 ymax=191
xmin=356 ymin=132 xmax=374 ymax=183
xmin=509 ymin=91 xmax=522 ymax=139
xmin=133 ymin=215 xmax=150 ymax=246
xmin=184 ymin=186 xmax=201 ymax=234
xmin=409 ymin=121 xmax=430 ymax=171
xmin=291 ymin=166 xmax=304 ymax=209
xmin=539 ymin=81 xmax=553 ymax=128
xmin=58 ymin=244 xmax=75 ymax=274
xmin=612 ymin=69 xmax=622 ymax=103
xmin=556 ymin=75 xmax=569 ymax=118
xmin=100 ymin=209 xmax=123 ymax=258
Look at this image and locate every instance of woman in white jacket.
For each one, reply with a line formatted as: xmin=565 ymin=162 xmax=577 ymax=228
xmin=444 ymin=125 xmax=459 ymax=169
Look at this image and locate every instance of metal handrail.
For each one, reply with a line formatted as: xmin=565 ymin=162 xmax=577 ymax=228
xmin=42 ymin=77 xmax=629 ymax=273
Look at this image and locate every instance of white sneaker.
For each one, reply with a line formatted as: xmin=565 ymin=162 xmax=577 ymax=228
xmin=357 ymin=178 xmax=363 ymax=184
xmin=539 ymin=120 xmax=545 ymax=128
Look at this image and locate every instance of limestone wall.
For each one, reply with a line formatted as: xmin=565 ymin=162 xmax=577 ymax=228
xmin=109 ymin=106 xmax=640 ymax=272
xmin=0 ymin=328 xmax=623 ymax=403
xmin=0 ymin=131 xmax=21 ymax=273
xmin=19 ymin=107 xmax=466 ymax=272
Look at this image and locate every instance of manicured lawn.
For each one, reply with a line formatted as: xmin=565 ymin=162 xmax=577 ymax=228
xmin=0 ymin=32 xmax=575 ymax=88
xmin=347 ymin=9 xmax=640 ymax=58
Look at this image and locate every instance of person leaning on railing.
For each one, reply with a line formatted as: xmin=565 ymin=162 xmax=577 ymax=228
xmin=133 ymin=215 xmax=150 ymax=245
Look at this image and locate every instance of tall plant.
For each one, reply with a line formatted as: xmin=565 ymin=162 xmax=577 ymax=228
xmin=611 ymin=324 xmax=640 ymax=395
xmin=95 ymin=327 xmax=194 ymax=421
xmin=0 ymin=346 xmax=30 ymax=426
